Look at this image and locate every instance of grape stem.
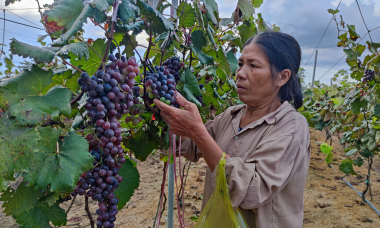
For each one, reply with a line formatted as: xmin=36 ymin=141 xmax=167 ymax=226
xmin=70 ymin=91 xmax=84 ymax=106
xmin=85 ymin=196 xmax=95 ymax=228
xmin=59 ymin=55 xmax=83 ymax=73
xmin=65 ymin=195 xmax=76 ymax=214
xmin=100 ymin=0 xmax=118 ymax=69
xmin=41 ymin=119 xmax=60 ymax=127
xmin=189 ymin=49 xmax=193 ymax=69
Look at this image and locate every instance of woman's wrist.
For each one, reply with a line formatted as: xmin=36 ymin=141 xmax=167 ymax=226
xmin=189 ymin=123 xmax=209 ymax=145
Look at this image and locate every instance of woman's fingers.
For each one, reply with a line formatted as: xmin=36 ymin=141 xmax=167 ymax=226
xmin=153 ymin=98 xmax=177 ymax=119
xmin=153 ymin=98 xmax=171 ymax=113
xmin=175 ymin=91 xmax=192 ymax=110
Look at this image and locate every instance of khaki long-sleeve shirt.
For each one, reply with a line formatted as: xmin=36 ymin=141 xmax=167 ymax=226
xmin=181 ymin=101 xmax=310 ymax=228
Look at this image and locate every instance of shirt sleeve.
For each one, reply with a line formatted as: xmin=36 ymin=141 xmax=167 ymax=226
xmin=179 ymin=119 xmax=216 ymax=162
xmin=217 ymin=134 xmax=308 ymax=210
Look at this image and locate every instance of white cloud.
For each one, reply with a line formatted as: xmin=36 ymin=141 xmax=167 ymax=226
xmin=268 ymin=0 xmax=286 ymax=13
xmin=331 ymin=0 xmax=380 ymax=16
xmin=375 ymin=5 xmax=380 ymax=16
xmin=331 ymin=0 xmax=355 ymax=7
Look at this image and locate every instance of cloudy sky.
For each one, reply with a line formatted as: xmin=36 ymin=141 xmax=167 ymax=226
xmin=0 ymin=0 xmax=379 ymax=84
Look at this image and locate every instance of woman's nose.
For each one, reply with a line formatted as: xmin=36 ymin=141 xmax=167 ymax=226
xmin=236 ymin=67 xmax=248 ymax=80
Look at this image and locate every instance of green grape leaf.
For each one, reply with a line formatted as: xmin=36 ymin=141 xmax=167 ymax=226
xmin=256 ymin=13 xmax=268 ymax=32
xmin=327 ymin=9 xmax=340 ymax=15
xmin=25 ymin=129 xmax=93 ymax=193
xmin=42 ymin=69 xmax=81 ymax=94
xmin=220 ymin=18 xmax=232 ymax=27
xmin=353 ymin=157 xmax=363 ymax=167
xmin=120 ymin=34 xmax=137 ymax=57
xmin=367 ymin=41 xmax=380 ymax=54
xmin=215 ymin=47 xmax=232 ymax=81
xmin=123 ymin=21 xmax=147 ymax=36
xmin=44 ymin=193 xmax=60 ymax=207
xmin=331 ymin=97 xmax=344 ymax=109
xmin=180 ymin=69 xmax=202 ymax=97
xmin=0 ymin=183 xmax=45 ymax=216
xmin=178 ymin=2 xmax=196 ymax=28
xmin=347 ymin=25 xmax=359 ymax=41
xmin=202 ymin=0 xmax=218 ymax=25
xmin=360 ymin=149 xmax=374 ymax=158
xmin=320 ymin=143 xmax=333 ymax=155
xmin=252 ymin=0 xmax=263 ymax=8
xmin=45 ymin=0 xmax=84 ymax=30
xmin=124 ymin=126 xmax=164 ymax=161
xmin=57 ymin=42 xmax=90 ymax=60
xmin=52 ymin=3 xmax=106 ymax=45
xmin=114 ymin=159 xmax=140 ymax=210
xmin=350 ymin=97 xmax=367 ymax=115
xmin=203 ymin=83 xmax=219 ymax=107
xmin=85 ymin=0 xmax=110 ymax=11
xmin=339 ymin=159 xmax=356 ymax=175
xmin=314 ymin=119 xmax=325 ymax=131
xmin=70 ymin=38 xmax=107 ymax=76
xmin=226 ymin=50 xmax=238 ymax=74
xmin=13 ymin=202 xmax=67 ymax=228
xmin=110 ymin=32 xmax=124 ymax=53
xmin=0 ymin=65 xmax=72 ymax=125
xmin=190 ymin=45 xmax=214 ymax=65
xmin=345 ymin=149 xmax=358 ymax=156
xmin=0 ymin=175 xmax=9 ymax=191
xmin=238 ymin=23 xmax=256 ymax=48
xmin=375 ymin=104 xmax=380 ymax=119
xmin=191 ymin=30 xmax=207 ymax=49
xmin=220 ymin=34 xmax=236 ymax=41
xmin=0 ymin=115 xmax=41 ymax=179
xmin=179 ymin=69 xmax=202 ymax=107
xmin=117 ymin=0 xmax=139 ymax=24
xmin=343 ymin=49 xmax=360 ymax=62
xmin=10 ymin=39 xmax=60 ymax=63
xmin=325 ymin=152 xmax=333 ymax=164
xmin=238 ymin=0 xmax=255 ymax=21
xmin=0 ymin=116 xmax=40 ymax=180
xmin=355 ymin=44 xmax=366 ymax=55
xmin=136 ymin=0 xmax=174 ymax=34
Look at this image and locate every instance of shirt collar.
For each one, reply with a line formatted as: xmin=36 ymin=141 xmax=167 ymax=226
xmin=230 ymin=101 xmax=295 ymax=125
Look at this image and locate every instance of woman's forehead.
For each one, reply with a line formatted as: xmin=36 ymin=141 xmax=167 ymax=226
xmin=239 ymin=43 xmax=268 ymax=63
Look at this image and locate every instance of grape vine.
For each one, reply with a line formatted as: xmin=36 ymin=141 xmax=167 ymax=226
xmin=301 ymin=8 xmax=380 ymax=204
xmin=0 ymin=0 xmax=267 ymax=227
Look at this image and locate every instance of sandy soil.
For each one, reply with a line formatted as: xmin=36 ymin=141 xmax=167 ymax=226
xmin=1 ymin=128 xmax=380 ymax=227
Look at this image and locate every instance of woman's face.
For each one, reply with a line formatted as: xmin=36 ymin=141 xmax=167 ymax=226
xmin=236 ymin=42 xmax=280 ymax=107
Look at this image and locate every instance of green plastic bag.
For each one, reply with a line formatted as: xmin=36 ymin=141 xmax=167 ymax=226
xmin=194 ymin=153 xmax=249 ymax=228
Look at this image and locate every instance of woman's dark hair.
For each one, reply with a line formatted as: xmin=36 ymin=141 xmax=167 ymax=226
xmin=243 ymin=31 xmax=303 ymax=109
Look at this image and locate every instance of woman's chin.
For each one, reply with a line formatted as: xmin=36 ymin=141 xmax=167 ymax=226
xmin=237 ymin=94 xmax=247 ymax=104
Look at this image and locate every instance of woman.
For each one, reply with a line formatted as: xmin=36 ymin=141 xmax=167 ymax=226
xmin=154 ymin=31 xmax=310 ymax=228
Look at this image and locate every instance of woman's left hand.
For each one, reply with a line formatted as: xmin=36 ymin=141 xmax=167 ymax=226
xmin=153 ymin=91 xmax=206 ymax=139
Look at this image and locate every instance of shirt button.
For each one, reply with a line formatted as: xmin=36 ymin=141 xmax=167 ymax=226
xmin=235 ymin=136 xmax=239 ymax=140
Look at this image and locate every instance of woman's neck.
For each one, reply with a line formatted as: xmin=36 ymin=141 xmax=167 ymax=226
xmin=240 ymin=98 xmax=282 ymax=128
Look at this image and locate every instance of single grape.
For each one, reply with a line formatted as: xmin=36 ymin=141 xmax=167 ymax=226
xmin=81 ymin=72 xmax=90 ymax=81
xmin=108 ymin=54 xmax=116 ymax=62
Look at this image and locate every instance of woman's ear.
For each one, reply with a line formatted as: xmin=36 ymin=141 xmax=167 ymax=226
xmin=276 ymin=69 xmax=291 ymax=87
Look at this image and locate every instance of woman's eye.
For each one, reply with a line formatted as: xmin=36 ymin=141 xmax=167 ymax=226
xmin=251 ymin=64 xmax=256 ymax=68
xmin=238 ymin=63 xmax=243 ymax=67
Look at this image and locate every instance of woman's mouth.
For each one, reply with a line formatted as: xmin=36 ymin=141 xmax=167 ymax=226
xmin=236 ymin=84 xmax=246 ymax=92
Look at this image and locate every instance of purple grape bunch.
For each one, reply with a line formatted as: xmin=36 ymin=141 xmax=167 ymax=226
xmin=143 ymin=57 xmax=186 ymax=107
xmin=73 ymin=53 xmax=145 ymax=228
xmin=363 ymin=68 xmax=376 ymax=83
